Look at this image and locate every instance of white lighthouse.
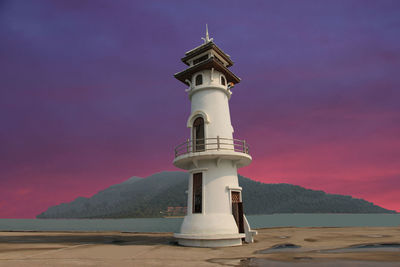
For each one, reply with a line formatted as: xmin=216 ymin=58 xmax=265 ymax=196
xmin=173 ymin=27 xmax=256 ymax=247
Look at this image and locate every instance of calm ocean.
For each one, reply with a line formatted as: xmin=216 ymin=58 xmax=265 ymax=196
xmin=0 ymin=214 xmax=399 ymax=233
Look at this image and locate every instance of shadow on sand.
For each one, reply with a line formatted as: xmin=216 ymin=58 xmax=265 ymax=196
xmin=0 ymin=234 xmax=175 ymax=246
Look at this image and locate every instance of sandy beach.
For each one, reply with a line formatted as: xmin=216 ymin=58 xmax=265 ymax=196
xmin=0 ymin=227 xmax=399 ymax=266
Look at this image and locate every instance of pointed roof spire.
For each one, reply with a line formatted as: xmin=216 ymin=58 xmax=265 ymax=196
xmin=201 ymin=24 xmax=213 ymax=44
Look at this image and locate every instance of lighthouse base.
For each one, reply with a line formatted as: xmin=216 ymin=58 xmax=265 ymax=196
xmin=174 ymin=233 xmax=245 ymax=247
xmin=174 ymin=213 xmax=246 ymax=247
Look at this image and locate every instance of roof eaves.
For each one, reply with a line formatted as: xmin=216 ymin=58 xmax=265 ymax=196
xmin=174 ymin=58 xmax=240 ymax=85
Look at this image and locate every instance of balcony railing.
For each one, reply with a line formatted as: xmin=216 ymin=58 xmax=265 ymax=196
xmin=174 ymin=137 xmax=250 ymax=158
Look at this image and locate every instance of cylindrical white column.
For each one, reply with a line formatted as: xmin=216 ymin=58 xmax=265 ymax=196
xmin=190 ymin=70 xmax=233 ymax=140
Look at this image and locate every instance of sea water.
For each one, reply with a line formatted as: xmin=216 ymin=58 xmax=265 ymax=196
xmin=0 ymin=214 xmax=399 ymax=233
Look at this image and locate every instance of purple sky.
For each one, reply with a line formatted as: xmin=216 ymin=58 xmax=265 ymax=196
xmin=1 ymin=0 xmax=399 ymax=218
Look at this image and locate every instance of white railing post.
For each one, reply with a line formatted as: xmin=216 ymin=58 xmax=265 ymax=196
xmin=217 ymin=136 xmax=220 ymax=150
xmin=243 ymin=140 xmax=246 ymax=153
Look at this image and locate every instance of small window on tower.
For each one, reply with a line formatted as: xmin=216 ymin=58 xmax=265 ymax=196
xmin=221 ymin=76 xmax=226 ymax=86
xmin=195 ymin=74 xmax=203 ymax=86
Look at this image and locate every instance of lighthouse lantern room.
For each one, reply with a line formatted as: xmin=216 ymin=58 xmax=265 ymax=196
xmin=173 ymin=26 xmax=256 ymax=247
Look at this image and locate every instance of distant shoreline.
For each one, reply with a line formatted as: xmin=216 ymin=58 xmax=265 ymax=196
xmin=35 ymin=211 xmax=399 ymax=219
xmin=1 ymin=214 xmax=400 ymax=233
xmin=0 ymin=224 xmax=398 ymax=233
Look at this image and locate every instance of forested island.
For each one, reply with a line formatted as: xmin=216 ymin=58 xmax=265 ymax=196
xmin=37 ymin=171 xmax=396 ymax=218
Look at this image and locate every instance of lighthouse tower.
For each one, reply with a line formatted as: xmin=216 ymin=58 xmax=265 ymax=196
xmin=173 ymin=27 xmax=256 ymax=247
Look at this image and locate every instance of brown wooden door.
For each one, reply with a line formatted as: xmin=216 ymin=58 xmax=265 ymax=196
xmin=231 ymin=192 xmax=244 ymax=233
xmin=238 ymin=202 xmax=244 ymax=234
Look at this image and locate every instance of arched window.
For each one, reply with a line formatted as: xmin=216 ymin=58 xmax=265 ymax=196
xmin=193 ymin=117 xmax=205 ymax=152
xmin=221 ymin=76 xmax=226 ymax=86
xmin=195 ymin=74 xmax=203 ymax=86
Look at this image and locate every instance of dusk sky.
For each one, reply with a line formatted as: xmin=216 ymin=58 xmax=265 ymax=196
xmin=1 ymin=0 xmax=399 ymax=218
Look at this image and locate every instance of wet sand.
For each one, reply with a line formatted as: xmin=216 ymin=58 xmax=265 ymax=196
xmin=0 ymin=227 xmax=399 ymax=266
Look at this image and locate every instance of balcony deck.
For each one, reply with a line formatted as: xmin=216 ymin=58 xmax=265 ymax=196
xmin=173 ymin=137 xmax=252 ymax=170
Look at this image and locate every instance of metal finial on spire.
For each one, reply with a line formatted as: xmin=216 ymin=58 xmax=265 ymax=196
xmin=201 ymin=24 xmax=213 ymax=44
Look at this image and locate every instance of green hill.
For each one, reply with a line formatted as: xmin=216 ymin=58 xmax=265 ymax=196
xmin=37 ymin=171 xmax=396 ymax=218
